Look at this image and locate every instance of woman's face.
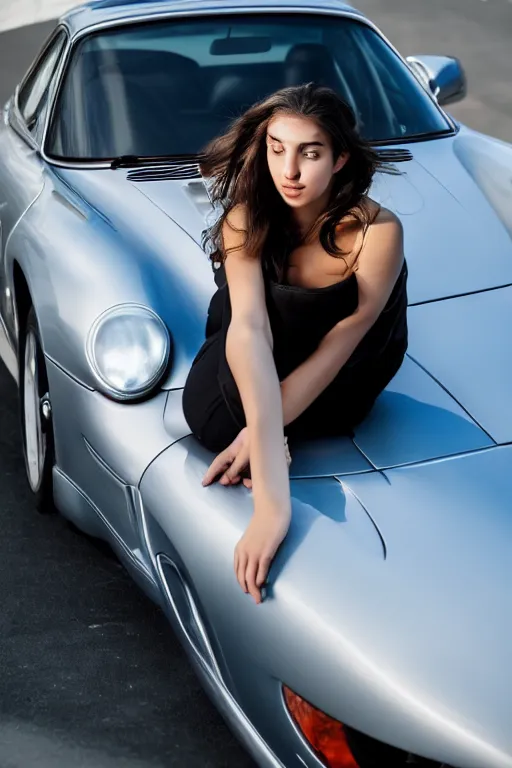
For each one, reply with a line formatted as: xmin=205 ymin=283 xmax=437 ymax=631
xmin=266 ymin=114 xmax=348 ymax=210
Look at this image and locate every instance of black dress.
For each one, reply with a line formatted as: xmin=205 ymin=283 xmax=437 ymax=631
xmin=182 ymin=259 xmax=408 ymax=453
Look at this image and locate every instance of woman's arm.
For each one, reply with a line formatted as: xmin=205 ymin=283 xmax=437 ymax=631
xmin=281 ymin=210 xmax=404 ymax=425
xmin=221 ymin=205 xmax=292 ymax=603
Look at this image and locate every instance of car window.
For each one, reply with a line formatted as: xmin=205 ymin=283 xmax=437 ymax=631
xmin=18 ymin=30 xmax=67 ymax=132
xmin=47 ymin=14 xmax=451 ymax=160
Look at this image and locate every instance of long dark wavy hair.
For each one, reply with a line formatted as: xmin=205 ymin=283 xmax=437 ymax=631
xmin=200 ymin=83 xmax=399 ymax=281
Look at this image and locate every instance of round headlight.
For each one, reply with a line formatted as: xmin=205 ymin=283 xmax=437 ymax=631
xmin=86 ymin=304 xmax=171 ymax=400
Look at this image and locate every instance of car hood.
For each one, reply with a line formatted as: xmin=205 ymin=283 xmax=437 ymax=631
xmin=140 ymin=436 xmax=512 ymax=768
xmin=129 ymin=129 xmax=512 ymax=306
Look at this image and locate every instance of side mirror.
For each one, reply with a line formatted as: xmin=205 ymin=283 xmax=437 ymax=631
xmin=406 ymin=54 xmax=467 ymax=107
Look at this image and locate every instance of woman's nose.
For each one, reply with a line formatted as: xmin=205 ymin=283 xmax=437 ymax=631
xmin=283 ymin=155 xmax=300 ymax=181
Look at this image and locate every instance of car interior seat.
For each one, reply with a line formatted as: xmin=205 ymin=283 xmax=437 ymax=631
xmin=209 ymin=42 xmax=352 ymax=121
xmin=68 ymin=48 xmax=210 ymax=156
xmin=283 ymin=43 xmax=342 ymax=91
xmin=209 ymin=70 xmax=277 ymax=119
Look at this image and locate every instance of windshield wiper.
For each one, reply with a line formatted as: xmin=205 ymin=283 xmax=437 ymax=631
xmin=110 ymin=153 xmax=204 ymax=170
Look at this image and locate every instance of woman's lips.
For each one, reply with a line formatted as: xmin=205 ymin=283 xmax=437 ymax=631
xmin=282 ymin=185 xmax=305 ymax=198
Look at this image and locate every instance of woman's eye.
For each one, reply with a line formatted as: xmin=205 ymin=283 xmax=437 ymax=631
xmin=271 ymin=146 xmax=284 ymax=155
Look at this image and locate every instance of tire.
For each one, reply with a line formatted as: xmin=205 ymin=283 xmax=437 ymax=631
xmin=19 ymin=306 xmax=56 ymax=513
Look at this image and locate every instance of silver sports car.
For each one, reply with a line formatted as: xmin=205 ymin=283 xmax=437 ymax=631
xmin=0 ymin=1 xmax=510 ymax=767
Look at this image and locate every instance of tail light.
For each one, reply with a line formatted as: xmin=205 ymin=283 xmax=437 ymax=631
xmin=283 ymin=685 xmax=360 ymax=768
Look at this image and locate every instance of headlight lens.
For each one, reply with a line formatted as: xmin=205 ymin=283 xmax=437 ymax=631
xmin=86 ymin=304 xmax=170 ymax=400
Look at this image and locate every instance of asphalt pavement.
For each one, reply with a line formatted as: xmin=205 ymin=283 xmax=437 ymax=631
xmin=0 ymin=3 xmax=510 ymax=768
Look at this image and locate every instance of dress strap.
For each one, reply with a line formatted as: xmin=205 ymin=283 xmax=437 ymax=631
xmin=351 ymin=202 xmax=382 ymax=273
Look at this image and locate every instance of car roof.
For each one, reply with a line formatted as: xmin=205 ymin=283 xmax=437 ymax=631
xmin=61 ymin=0 xmax=365 ymax=40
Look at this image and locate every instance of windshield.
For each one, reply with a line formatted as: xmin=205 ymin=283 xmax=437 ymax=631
xmin=47 ymin=13 xmax=451 ymax=161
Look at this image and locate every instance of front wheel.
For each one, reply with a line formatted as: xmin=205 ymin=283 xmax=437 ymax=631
xmin=19 ymin=306 xmax=55 ymax=513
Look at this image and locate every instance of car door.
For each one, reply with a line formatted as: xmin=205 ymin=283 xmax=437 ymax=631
xmin=0 ymin=28 xmax=68 ymax=352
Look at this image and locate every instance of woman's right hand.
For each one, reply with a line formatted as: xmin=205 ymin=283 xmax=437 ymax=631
xmin=202 ymin=424 xmax=293 ymax=601
xmin=234 ymin=498 xmax=291 ymax=604
xmin=202 ymin=427 xmax=251 ymax=487
xmin=202 ymin=428 xmax=292 ymax=489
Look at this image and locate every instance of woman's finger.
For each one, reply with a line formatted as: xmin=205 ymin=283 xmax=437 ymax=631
xmin=219 ymin=471 xmax=234 ymax=486
xmin=236 ymin=549 xmax=248 ymax=593
xmin=202 ymin=449 xmax=233 ymax=486
xmin=242 ymin=477 xmax=253 ymax=489
xmin=256 ymin=555 xmax=272 ymax=590
xmin=222 ymin=474 xmax=241 ymax=485
xmin=220 ymin=461 xmax=242 ymax=485
xmin=222 ymin=448 xmax=250 ymax=485
xmin=245 ymin=557 xmax=261 ymax=604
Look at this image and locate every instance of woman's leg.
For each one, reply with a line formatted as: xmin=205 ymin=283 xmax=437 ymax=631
xmin=283 ymin=369 xmax=375 ymax=442
xmin=182 ymin=334 xmax=242 ymax=453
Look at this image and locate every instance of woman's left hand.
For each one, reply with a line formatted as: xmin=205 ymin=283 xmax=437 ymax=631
xmin=202 ymin=427 xmax=252 ymax=488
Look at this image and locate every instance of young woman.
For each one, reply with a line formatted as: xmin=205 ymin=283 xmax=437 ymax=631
xmin=183 ymin=83 xmax=408 ymax=604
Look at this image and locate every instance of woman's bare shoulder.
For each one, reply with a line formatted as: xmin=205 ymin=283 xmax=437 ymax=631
xmin=222 ymin=203 xmax=251 ymax=257
xmin=372 ymin=202 xmax=402 ymax=229
xmin=332 ymin=198 xmax=397 ymax=268
xmin=224 ymin=203 xmax=249 ymax=233
xmin=334 ymin=197 xmax=389 ymax=236
xmin=369 ymin=205 xmax=404 ymax=253
xmin=358 ymin=198 xmax=403 ymax=244
xmin=359 ymin=197 xmax=401 ymax=229
xmin=359 ymin=202 xmax=404 ymax=273
xmin=334 ymin=199 xmax=403 ymax=278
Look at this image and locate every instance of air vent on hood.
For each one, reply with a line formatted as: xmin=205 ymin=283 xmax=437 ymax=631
xmin=376 ymin=148 xmax=413 ymax=163
xmin=127 ymin=160 xmax=201 ymax=182
xmin=125 ymin=149 xmax=411 ymax=183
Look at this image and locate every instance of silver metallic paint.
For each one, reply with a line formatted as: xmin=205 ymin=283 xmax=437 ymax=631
xmin=407 ymin=285 xmax=512 ymax=443
xmin=0 ymin=1 xmax=511 ymax=766
xmin=140 ymin=438 xmax=512 ymax=768
xmin=352 ymin=354 xmax=494 ymax=469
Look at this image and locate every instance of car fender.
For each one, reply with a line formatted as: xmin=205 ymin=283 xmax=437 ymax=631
xmin=5 ymin=170 xmax=213 ymax=390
